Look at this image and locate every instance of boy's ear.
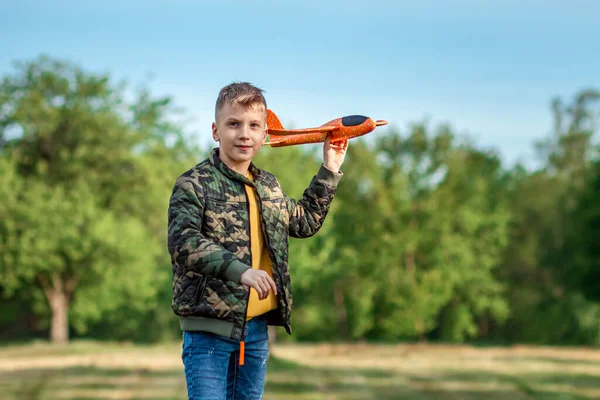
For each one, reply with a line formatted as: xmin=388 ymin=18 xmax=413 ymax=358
xmin=212 ymin=122 xmax=219 ymax=142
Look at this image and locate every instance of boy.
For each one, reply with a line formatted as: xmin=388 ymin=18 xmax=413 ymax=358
xmin=167 ymin=82 xmax=347 ymax=399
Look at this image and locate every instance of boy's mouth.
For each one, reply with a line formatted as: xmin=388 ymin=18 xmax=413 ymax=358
xmin=236 ymin=145 xmax=253 ymax=150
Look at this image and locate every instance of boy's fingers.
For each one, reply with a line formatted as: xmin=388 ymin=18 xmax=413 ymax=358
xmin=258 ymin=281 xmax=268 ymax=298
xmin=268 ymin=276 xmax=278 ymax=295
xmin=255 ymin=285 xmax=264 ymax=299
xmin=247 ymin=272 xmax=277 ymax=299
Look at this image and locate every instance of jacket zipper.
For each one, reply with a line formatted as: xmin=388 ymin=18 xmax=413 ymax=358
xmin=239 ymin=183 xmax=252 ymax=366
xmin=239 ymin=296 xmax=249 ymax=365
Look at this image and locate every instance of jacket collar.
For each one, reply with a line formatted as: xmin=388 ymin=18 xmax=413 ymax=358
xmin=209 ymin=148 xmax=262 ymax=185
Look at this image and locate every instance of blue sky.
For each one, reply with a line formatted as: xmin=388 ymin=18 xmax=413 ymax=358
xmin=2 ymin=0 xmax=599 ymax=167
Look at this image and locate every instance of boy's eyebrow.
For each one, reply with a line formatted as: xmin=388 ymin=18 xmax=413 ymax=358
xmin=224 ymin=117 xmax=263 ymax=124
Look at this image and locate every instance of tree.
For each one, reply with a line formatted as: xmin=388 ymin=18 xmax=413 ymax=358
xmin=566 ymin=159 xmax=600 ymax=302
xmin=0 ymin=55 xmax=195 ymax=343
xmin=289 ymin=123 xmax=512 ymax=342
xmin=368 ymin=124 xmax=510 ymax=341
xmin=495 ymin=88 xmax=600 ymax=345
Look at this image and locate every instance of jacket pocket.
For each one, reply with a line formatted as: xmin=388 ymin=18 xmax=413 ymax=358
xmin=194 ymin=275 xmax=209 ymax=305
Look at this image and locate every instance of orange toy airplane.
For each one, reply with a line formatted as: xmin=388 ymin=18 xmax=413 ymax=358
xmin=264 ymin=110 xmax=388 ymax=147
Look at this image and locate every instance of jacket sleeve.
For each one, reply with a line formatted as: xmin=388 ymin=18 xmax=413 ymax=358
xmin=167 ymin=178 xmax=250 ymax=283
xmin=286 ymin=165 xmax=343 ymax=239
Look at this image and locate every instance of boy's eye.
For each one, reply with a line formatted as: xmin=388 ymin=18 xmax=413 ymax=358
xmin=229 ymin=121 xmax=238 ymax=127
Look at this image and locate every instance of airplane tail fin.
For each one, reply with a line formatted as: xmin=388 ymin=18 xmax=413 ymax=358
xmin=267 ymin=109 xmax=284 ymax=130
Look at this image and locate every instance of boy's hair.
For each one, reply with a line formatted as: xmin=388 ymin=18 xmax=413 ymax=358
xmin=215 ymin=82 xmax=267 ymax=119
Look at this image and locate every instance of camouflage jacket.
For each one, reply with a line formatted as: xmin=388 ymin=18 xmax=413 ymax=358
xmin=167 ymin=148 xmax=342 ymax=341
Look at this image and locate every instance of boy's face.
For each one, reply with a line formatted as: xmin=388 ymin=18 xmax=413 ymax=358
xmin=212 ymin=102 xmax=267 ymax=173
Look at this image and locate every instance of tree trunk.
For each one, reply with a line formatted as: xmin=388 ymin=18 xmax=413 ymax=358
xmin=415 ymin=318 xmax=427 ymax=342
xmin=40 ymin=274 xmax=76 ymax=344
xmin=479 ymin=317 xmax=489 ymax=337
xmin=49 ymin=290 xmax=69 ymax=344
xmin=333 ymin=286 xmax=348 ymax=340
xmin=406 ymin=208 xmax=418 ymax=276
xmin=405 ymin=249 xmax=416 ymax=275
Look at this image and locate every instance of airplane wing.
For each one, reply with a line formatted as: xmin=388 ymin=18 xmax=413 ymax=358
xmin=268 ymin=126 xmax=338 ymax=135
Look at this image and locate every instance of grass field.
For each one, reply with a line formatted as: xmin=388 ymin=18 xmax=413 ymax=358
xmin=1 ymin=341 xmax=600 ymax=399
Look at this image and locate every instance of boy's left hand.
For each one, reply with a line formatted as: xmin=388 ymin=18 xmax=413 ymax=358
xmin=323 ymin=135 xmax=348 ymax=173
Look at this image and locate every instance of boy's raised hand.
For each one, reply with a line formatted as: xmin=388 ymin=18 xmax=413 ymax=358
xmin=240 ymin=269 xmax=278 ymax=300
xmin=323 ymin=135 xmax=348 ymax=173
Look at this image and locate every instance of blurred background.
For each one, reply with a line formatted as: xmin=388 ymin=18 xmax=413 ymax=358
xmin=1 ymin=1 xmax=599 ymax=399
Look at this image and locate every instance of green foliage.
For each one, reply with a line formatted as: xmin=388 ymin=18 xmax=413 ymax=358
xmin=1 ymin=54 xmax=599 ymax=346
xmin=494 ymin=89 xmax=600 ymax=345
xmin=565 ymin=159 xmax=600 ymax=302
xmin=0 ymin=55 xmax=196 ymax=342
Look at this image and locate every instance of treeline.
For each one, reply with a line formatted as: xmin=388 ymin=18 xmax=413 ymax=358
xmin=1 ymin=56 xmax=598 ymax=345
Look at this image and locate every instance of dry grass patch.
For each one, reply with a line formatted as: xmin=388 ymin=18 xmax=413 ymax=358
xmin=1 ymin=341 xmax=600 ymax=399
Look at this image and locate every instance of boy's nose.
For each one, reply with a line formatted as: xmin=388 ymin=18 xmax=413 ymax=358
xmin=238 ymin=126 xmax=250 ymax=139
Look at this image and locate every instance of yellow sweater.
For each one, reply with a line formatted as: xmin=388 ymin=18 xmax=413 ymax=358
xmin=244 ymin=171 xmax=279 ymax=320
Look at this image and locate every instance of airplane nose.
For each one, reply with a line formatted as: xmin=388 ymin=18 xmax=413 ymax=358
xmin=375 ymin=120 xmax=388 ymax=126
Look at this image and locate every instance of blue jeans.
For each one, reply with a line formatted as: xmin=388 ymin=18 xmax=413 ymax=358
xmin=182 ymin=316 xmax=269 ymax=400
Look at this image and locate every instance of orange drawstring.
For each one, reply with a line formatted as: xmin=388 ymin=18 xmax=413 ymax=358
xmin=239 ymin=341 xmax=245 ymax=366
